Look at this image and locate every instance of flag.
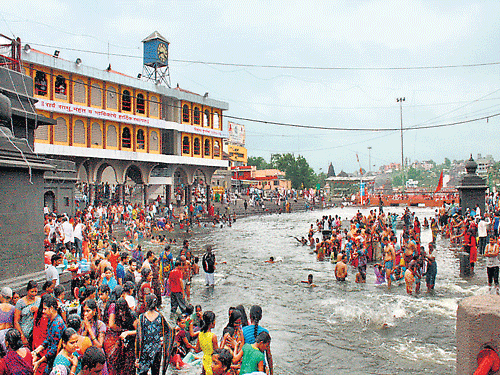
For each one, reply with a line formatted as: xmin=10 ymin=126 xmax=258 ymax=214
xmin=434 ymin=170 xmax=443 ymax=193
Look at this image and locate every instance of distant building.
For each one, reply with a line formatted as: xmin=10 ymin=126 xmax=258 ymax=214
xmin=476 ymin=153 xmax=494 ymax=176
xmin=230 ymin=166 xmax=291 ymax=192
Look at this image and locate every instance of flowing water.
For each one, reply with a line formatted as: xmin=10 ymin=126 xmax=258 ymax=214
xmin=152 ymin=206 xmax=489 ymax=375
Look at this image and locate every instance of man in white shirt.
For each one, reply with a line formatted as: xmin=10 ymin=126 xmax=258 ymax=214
xmin=478 ymin=214 xmax=491 ymax=255
xmin=46 ymin=254 xmax=62 ymax=287
xmin=61 ymin=217 xmax=74 ymax=251
xmin=73 ymin=217 xmax=86 ymax=260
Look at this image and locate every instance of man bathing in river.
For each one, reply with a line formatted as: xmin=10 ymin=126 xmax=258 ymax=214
xmin=383 ymin=236 xmax=396 ymax=289
xmin=334 ymin=254 xmax=348 ymax=281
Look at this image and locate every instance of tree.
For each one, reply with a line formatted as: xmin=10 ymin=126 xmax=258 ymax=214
xmin=269 ymin=153 xmax=317 ymax=189
xmin=444 ymin=158 xmax=451 ymax=168
xmin=247 ymin=156 xmax=270 ymax=170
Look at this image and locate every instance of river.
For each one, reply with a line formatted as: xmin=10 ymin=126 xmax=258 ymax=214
xmin=151 ymin=206 xmax=488 ymax=375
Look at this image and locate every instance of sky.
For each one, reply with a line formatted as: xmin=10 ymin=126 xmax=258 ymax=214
xmin=3 ymin=0 xmax=500 ymax=173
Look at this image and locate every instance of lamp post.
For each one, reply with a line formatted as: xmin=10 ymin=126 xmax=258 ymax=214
xmin=367 ymin=147 xmax=372 ymax=173
xmin=397 ymin=97 xmax=405 ymax=191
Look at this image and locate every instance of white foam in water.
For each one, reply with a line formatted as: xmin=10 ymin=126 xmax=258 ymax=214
xmin=391 ymin=338 xmax=456 ymax=364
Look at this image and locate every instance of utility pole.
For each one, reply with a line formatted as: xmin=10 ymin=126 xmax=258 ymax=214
xmin=367 ymin=147 xmax=372 ymax=173
xmin=397 ymin=97 xmax=405 ymax=191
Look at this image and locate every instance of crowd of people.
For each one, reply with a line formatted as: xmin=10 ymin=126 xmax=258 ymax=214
xmin=0 ymin=198 xmax=276 ymax=375
xmin=303 ymin=202 xmax=500 ymax=295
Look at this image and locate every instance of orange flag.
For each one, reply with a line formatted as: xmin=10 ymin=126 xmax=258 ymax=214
xmin=434 ymin=170 xmax=443 ymax=193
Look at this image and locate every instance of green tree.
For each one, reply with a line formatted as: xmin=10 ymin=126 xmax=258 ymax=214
xmin=247 ymin=156 xmax=270 ymax=170
xmin=269 ymin=153 xmax=317 ymax=189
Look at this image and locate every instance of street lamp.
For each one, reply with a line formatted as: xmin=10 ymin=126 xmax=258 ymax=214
xmin=397 ymin=97 xmax=405 ymax=191
xmin=367 ymin=147 xmax=372 ymax=173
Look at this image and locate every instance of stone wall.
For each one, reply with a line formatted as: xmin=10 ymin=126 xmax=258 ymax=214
xmin=0 ymin=167 xmax=45 ymax=281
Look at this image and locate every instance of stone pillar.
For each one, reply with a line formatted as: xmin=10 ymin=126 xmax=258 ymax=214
xmin=143 ymin=184 xmax=149 ymax=207
xmin=88 ymin=184 xmax=94 ymax=206
xmin=457 ymin=295 xmax=500 ymax=374
xmin=457 ymin=156 xmax=487 ymax=215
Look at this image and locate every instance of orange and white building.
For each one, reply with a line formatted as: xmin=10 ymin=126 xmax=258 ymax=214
xmin=20 ymin=33 xmax=229 ymax=205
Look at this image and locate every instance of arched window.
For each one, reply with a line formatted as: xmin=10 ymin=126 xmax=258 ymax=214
xmin=122 ymin=90 xmax=131 ymax=111
xmin=149 ymin=131 xmax=159 ymax=151
xmin=107 ymin=86 xmax=117 ymax=109
xmin=213 ymin=112 xmax=220 ymax=129
xmin=91 ymin=83 xmax=102 ymax=107
xmin=137 ymin=93 xmax=145 ymax=114
xmin=73 ymin=79 xmax=86 ymax=104
xmin=182 ymin=104 xmax=190 ymax=123
xmin=91 ymin=122 xmax=102 ymax=146
xmin=204 ymin=139 xmax=211 ymax=156
xmin=182 ymin=136 xmax=190 ymax=154
xmin=193 ymin=107 xmax=200 ymax=125
xmin=107 ymin=125 xmax=117 ymax=148
xmin=73 ymin=119 xmax=86 ymax=145
xmin=54 ymin=117 xmax=67 ymax=143
xmin=35 ymin=125 xmax=48 ymax=141
xmin=213 ymin=140 xmax=220 ymax=157
xmin=150 ymin=96 xmax=159 ymax=117
xmin=54 ymin=75 xmax=67 ymax=98
xmin=34 ymin=71 xmax=47 ymax=96
xmin=122 ymin=127 xmax=131 ymax=148
xmin=137 ymin=129 xmax=145 ymax=149
xmin=204 ymin=109 xmax=210 ymax=127
xmin=193 ymin=137 xmax=201 ymax=155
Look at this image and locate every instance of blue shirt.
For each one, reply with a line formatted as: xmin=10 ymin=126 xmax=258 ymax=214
xmin=102 ymin=276 xmax=118 ymax=292
xmin=242 ymin=324 xmax=269 ymax=345
xmin=116 ymin=263 xmax=125 ymax=283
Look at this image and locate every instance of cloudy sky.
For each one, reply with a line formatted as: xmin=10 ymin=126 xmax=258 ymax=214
xmin=4 ymin=0 xmax=500 ymax=173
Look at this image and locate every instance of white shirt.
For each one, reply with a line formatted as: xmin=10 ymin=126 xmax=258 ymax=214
xmin=73 ymin=223 xmax=85 ymax=241
xmin=45 ymin=264 xmax=60 ymax=286
xmin=62 ymin=221 xmax=74 ymax=244
xmin=478 ymin=218 xmax=491 ymax=237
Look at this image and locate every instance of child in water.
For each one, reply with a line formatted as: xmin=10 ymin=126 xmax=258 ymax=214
xmin=373 ymin=264 xmax=386 ymax=284
xmin=301 ymin=274 xmax=317 ymax=287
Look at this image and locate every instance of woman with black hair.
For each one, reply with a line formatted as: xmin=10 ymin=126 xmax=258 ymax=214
xmin=225 ymin=310 xmax=244 ymax=347
xmin=234 ymin=305 xmax=248 ymax=327
xmin=195 ymin=311 xmax=218 ymax=375
xmin=241 ymin=305 xmax=273 ymax=375
xmin=137 ymin=268 xmax=153 ymax=314
xmin=52 ymin=328 xmax=79 ymax=375
xmin=32 ymin=294 xmax=66 ymax=374
xmin=135 ymin=294 xmax=174 ymax=375
xmin=32 ymin=294 xmax=50 ymax=375
xmin=0 ymin=328 xmax=34 ymax=374
xmin=14 ymin=280 xmax=40 ymax=348
xmin=80 ymin=299 xmax=106 ymax=349
xmin=103 ymin=298 xmax=137 ymax=375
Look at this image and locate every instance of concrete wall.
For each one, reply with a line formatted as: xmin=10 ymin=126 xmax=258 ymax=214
xmin=0 ymin=168 xmax=45 ymax=281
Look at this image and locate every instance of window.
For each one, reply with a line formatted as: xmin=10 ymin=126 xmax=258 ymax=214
xmin=122 ymin=127 xmax=131 ymax=148
xmin=193 ymin=137 xmax=200 ymax=155
xmin=107 ymin=86 xmax=117 ymax=109
xmin=214 ymin=112 xmax=220 ymax=129
xmin=204 ymin=139 xmax=211 ymax=156
xmin=107 ymin=125 xmax=117 ymax=148
xmin=122 ymin=90 xmax=131 ymax=111
xmin=274 ymin=180 xmax=279 ymax=186
xmin=136 ymin=93 xmax=145 ymax=114
xmin=182 ymin=136 xmax=190 ymax=154
xmin=204 ymin=109 xmax=210 ymax=127
xmin=91 ymin=83 xmax=102 ymax=107
xmin=73 ymin=79 xmax=86 ymax=104
xmin=150 ymin=131 xmax=159 ymax=151
xmin=137 ymin=129 xmax=145 ymax=149
xmin=150 ymin=96 xmax=159 ymax=117
xmin=193 ymin=107 xmax=200 ymax=125
xmin=182 ymin=104 xmax=190 ymax=123
xmin=64 ymin=197 xmax=70 ymax=207
xmin=54 ymin=117 xmax=68 ymax=143
xmin=73 ymin=119 xmax=86 ymax=144
xmin=91 ymin=122 xmax=102 ymax=146
xmin=35 ymin=125 xmax=48 ymax=140
xmin=213 ymin=140 xmax=220 ymax=157
xmin=54 ymin=75 xmax=67 ymax=97
xmin=34 ymin=71 xmax=47 ymax=96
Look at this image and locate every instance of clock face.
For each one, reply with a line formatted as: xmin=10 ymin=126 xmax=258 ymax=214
xmin=157 ymin=43 xmax=168 ymax=63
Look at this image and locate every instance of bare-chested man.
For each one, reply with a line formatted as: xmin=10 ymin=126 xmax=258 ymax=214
xmin=334 ymin=254 xmax=348 ymax=281
xmin=383 ymin=236 xmax=396 ymax=288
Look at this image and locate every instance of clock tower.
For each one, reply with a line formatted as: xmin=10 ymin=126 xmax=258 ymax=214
xmin=142 ymin=31 xmax=171 ymax=87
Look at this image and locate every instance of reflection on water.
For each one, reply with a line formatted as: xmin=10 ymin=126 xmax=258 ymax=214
xmin=143 ymin=207 xmax=489 ymax=375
